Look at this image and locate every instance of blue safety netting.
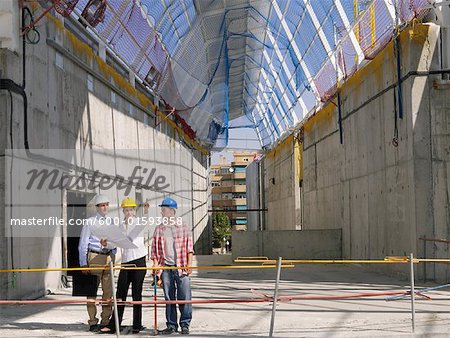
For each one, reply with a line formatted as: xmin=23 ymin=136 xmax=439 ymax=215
xmin=72 ymin=0 xmax=432 ymax=150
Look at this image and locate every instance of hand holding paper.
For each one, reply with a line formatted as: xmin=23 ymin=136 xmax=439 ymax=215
xmin=91 ymin=223 xmax=138 ymax=249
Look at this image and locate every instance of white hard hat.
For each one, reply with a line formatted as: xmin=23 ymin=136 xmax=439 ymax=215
xmin=95 ymin=194 xmax=110 ymax=206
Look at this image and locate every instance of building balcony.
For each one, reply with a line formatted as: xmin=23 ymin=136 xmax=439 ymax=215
xmin=212 ymin=198 xmax=247 ymax=207
xmin=221 ymin=172 xmax=246 ymax=180
xmin=211 ymin=185 xmax=246 ymax=193
xmin=210 ymin=174 xmax=223 ymax=181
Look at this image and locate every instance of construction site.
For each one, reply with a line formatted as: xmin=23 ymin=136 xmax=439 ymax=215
xmin=1 ymin=0 xmax=450 ymax=337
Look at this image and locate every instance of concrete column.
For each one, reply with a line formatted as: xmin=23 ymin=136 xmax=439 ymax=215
xmin=0 ymin=90 xmax=8 ymax=299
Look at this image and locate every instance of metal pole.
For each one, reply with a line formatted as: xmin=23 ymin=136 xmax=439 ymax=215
xmin=410 ymin=253 xmax=415 ymax=333
xmin=109 ymin=259 xmax=120 ymax=338
xmin=423 ymin=238 xmax=426 ymax=283
xmin=153 ymin=272 xmax=158 ymax=335
xmin=337 ymin=91 xmax=343 ymax=144
xmin=269 ymin=257 xmax=282 ymax=337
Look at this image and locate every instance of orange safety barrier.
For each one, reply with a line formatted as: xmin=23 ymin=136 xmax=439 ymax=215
xmin=0 ymin=289 xmax=414 ymax=306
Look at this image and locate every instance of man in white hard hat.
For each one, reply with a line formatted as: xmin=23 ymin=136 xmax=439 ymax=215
xmin=78 ymin=194 xmax=116 ymax=332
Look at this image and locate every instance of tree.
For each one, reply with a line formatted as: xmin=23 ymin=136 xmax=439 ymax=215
xmin=212 ymin=212 xmax=231 ymax=251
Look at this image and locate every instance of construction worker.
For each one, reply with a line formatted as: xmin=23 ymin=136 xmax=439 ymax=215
xmin=152 ymin=197 xmax=194 ymax=335
xmin=100 ymin=197 xmax=149 ymax=334
xmin=78 ymin=194 xmax=116 ymax=332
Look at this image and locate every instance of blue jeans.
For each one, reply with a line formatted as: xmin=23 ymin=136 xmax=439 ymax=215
xmin=161 ymin=269 xmax=192 ymax=329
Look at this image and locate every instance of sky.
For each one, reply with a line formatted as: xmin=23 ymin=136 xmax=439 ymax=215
xmin=211 ymin=127 xmax=261 ymax=164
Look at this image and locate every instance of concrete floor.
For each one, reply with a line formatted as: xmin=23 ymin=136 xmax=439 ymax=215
xmin=1 ymin=256 xmax=450 ymax=337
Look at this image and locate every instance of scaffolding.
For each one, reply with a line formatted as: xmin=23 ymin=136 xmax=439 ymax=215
xmin=56 ymin=0 xmax=434 ymax=149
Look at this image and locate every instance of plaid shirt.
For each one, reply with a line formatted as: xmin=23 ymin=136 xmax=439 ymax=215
xmin=151 ymin=222 xmax=194 ymax=276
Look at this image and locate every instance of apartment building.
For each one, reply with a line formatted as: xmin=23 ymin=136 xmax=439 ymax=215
xmin=210 ymin=152 xmax=257 ymax=230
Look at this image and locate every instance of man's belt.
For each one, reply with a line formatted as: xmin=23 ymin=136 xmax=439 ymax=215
xmin=88 ymin=249 xmax=111 ymax=255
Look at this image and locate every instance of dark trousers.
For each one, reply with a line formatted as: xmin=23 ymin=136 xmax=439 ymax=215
xmin=108 ymin=256 xmax=146 ymax=330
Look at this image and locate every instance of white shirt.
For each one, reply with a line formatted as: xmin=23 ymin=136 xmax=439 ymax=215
xmin=78 ymin=213 xmax=116 ymax=266
xmin=120 ymin=217 xmax=148 ymax=263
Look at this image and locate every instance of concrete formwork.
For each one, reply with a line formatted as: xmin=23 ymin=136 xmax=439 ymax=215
xmin=0 ymin=14 xmax=209 ymax=299
xmin=258 ymin=24 xmax=450 ymax=281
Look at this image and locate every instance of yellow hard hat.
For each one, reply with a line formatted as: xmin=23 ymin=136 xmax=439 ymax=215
xmin=121 ymin=197 xmax=137 ymax=208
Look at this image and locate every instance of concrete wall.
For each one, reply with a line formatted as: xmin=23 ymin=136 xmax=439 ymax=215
xmin=261 ymin=24 xmax=450 ymax=280
xmin=302 ymin=24 xmax=442 ymax=272
xmin=0 ymin=14 xmax=209 ymax=299
xmin=264 ymin=136 xmax=299 ymax=230
xmin=232 ymin=229 xmax=342 ymax=259
xmin=429 ymin=60 xmax=450 ymax=281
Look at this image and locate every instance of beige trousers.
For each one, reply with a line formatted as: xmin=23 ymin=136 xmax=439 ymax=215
xmin=86 ymin=252 xmax=114 ymax=326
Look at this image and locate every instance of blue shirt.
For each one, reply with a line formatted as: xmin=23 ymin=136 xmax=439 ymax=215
xmin=78 ymin=213 xmax=117 ymax=266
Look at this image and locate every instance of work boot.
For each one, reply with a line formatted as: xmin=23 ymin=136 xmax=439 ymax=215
xmin=158 ymin=327 xmax=177 ymax=335
xmin=132 ymin=325 xmax=146 ymax=334
xmin=180 ymin=326 xmax=190 ymax=335
xmin=89 ymin=324 xmax=100 ymax=332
